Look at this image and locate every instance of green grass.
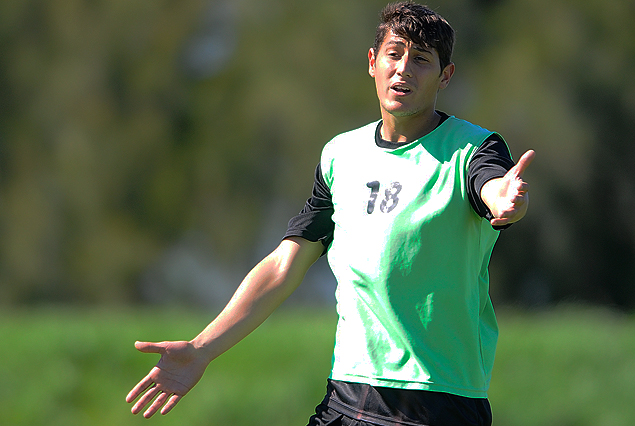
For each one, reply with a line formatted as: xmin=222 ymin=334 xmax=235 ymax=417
xmin=491 ymin=306 xmax=635 ymax=426
xmin=0 ymin=306 xmax=336 ymax=426
xmin=1 ymin=305 xmax=634 ymax=426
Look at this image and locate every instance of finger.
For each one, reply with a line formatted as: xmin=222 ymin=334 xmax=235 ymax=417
xmin=490 ymin=200 xmax=528 ymax=226
xmin=516 ymin=181 xmax=530 ymax=194
xmin=126 ymin=374 xmax=155 ymax=403
xmin=131 ymin=385 xmax=161 ymax=415
xmin=510 ymin=187 xmax=529 ymax=202
xmin=144 ymin=391 xmax=171 ymax=419
xmin=161 ymin=394 xmax=183 ymax=415
xmin=490 ymin=217 xmax=511 ymax=226
xmin=511 ymin=150 xmax=535 ymax=177
xmin=134 ymin=341 xmax=165 ymax=354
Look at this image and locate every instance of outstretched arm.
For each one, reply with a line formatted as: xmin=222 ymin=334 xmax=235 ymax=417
xmin=481 ymin=150 xmax=535 ymax=227
xmin=125 ymin=236 xmax=323 ymax=418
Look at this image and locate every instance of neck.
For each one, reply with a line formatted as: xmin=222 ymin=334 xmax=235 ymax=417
xmin=380 ymin=110 xmax=440 ymax=143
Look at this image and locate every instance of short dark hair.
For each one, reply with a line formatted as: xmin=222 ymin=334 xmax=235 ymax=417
xmin=373 ymin=2 xmax=455 ymax=71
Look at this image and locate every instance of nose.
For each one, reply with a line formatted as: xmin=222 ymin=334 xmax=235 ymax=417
xmin=396 ymin=53 xmax=413 ymax=77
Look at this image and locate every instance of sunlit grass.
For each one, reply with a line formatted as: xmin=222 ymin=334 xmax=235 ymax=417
xmin=0 ymin=306 xmax=335 ymax=426
xmin=1 ymin=305 xmax=634 ymax=426
xmin=491 ymin=305 xmax=635 ymax=426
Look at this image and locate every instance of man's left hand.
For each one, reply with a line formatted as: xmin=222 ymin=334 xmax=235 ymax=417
xmin=481 ymin=150 xmax=535 ymax=226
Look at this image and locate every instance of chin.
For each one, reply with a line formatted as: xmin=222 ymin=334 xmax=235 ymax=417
xmin=386 ymin=108 xmax=422 ymax=118
xmin=381 ymin=100 xmax=419 ymax=116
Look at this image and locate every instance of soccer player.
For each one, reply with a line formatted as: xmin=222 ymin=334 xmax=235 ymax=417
xmin=126 ymin=2 xmax=535 ymax=425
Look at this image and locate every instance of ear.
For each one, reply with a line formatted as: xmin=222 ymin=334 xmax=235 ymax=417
xmin=439 ymin=62 xmax=455 ymax=89
xmin=368 ymin=48 xmax=376 ymax=78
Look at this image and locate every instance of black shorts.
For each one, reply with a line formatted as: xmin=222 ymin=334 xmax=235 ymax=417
xmin=306 ymin=380 xmax=492 ymax=426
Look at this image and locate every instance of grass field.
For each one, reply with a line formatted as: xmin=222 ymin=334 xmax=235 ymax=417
xmin=1 ymin=305 xmax=634 ymax=426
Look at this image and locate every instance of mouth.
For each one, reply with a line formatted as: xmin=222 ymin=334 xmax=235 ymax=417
xmin=390 ymin=83 xmax=412 ymax=95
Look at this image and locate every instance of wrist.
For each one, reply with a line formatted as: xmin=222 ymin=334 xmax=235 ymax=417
xmin=480 ymin=178 xmax=501 ymax=217
xmin=189 ymin=333 xmax=220 ymax=364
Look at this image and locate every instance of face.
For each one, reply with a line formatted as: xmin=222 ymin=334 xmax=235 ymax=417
xmin=369 ymin=31 xmax=454 ymax=120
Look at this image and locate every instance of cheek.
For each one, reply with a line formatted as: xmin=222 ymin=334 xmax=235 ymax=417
xmin=376 ymin=60 xmax=394 ymax=76
xmin=421 ymin=75 xmax=443 ymax=92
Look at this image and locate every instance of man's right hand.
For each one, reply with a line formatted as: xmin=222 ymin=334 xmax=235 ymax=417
xmin=126 ymin=340 xmax=208 ymax=418
xmin=125 ymin=237 xmax=323 ymax=418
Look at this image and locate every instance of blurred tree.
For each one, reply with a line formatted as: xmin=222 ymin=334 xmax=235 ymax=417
xmin=0 ymin=0 xmax=633 ymax=309
xmin=0 ymin=0 xmax=206 ymax=303
xmin=462 ymin=0 xmax=635 ymax=308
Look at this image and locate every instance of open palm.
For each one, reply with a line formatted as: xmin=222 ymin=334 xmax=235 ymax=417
xmin=126 ymin=341 xmax=208 ymax=418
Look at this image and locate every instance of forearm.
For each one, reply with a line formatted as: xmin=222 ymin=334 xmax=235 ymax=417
xmin=190 ymin=237 xmax=321 ymax=364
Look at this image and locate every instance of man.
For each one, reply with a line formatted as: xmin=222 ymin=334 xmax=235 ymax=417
xmin=126 ymin=2 xmax=534 ymax=425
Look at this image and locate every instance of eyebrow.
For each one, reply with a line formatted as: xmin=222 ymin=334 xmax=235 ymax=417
xmin=413 ymin=45 xmax=431 ymax=53
xmin=384 ymin=40 xmax=432 ymax=54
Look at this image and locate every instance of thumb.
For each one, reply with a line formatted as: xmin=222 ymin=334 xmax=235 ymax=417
xmin=510 ymin=149 xmax=535 ymax=178
xmin=134 ymin=341 xmax=166 ymax=354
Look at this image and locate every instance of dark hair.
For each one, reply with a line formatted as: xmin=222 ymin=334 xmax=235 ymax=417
xmin=373 ymin=2 xmax=455 ymax=71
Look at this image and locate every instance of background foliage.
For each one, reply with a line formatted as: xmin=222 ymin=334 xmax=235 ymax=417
xmin=0 ymin=0 xmax=634 ymax=308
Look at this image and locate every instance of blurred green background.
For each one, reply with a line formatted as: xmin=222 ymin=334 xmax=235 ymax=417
xmin=0 ymin=0 xmax=634 ymax=424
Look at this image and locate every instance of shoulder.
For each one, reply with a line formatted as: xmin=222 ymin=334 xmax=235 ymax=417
xmin=441 ymin=116 xmax=495 ymax=144
xmin=322 ymin=121 xmax=379 ymax=153
xmin=472 ymin=134 xmax=513 ymax=162
xmin=320 ymin=121 xmax=380 ymax=184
